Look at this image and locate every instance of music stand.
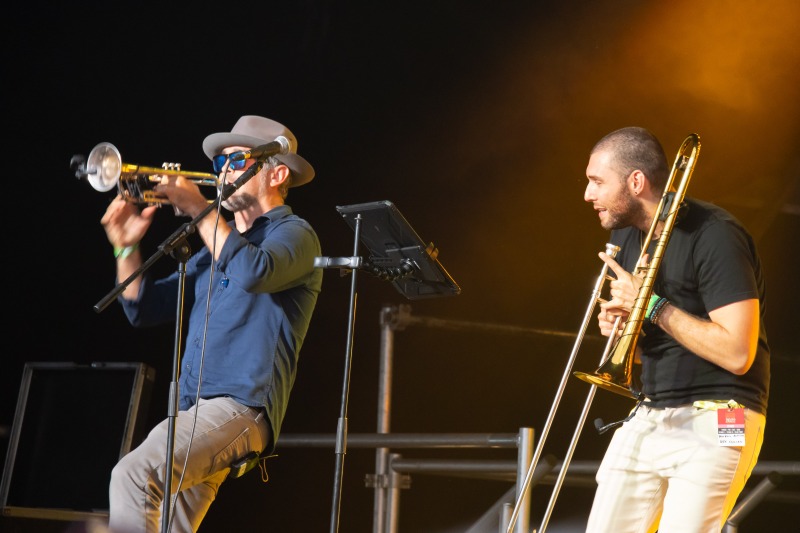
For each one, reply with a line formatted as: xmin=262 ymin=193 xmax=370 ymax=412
xmin=317 ymin=200 xmax=461 ymax=299
xmin=314 ymin=200 xmax=460 ymax=533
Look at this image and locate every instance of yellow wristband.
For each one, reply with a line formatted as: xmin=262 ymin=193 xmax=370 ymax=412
xmin=114 ymin=243 xmax=139 ymax=259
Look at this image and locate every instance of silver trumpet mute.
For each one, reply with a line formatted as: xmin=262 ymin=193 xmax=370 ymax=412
xmin=85 ymin=142 xmax=123 ymax=192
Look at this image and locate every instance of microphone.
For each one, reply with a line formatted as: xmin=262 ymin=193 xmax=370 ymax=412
xmin=593 ymin=394 xmax=646 ymax=435
xmin=594 ymin=418 xmax=623 ymax=435
xmin=229 ymin=136 xmax=291 ymax=162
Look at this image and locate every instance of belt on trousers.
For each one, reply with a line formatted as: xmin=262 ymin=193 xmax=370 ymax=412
xmin=692 ymin=399 xmax=745 ymax=410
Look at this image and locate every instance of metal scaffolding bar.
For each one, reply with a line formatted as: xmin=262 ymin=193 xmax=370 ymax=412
xmin=278 ymin=304 xmax=800 ymax=532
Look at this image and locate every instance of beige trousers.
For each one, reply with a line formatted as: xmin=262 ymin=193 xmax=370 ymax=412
xmin=108 ymin=396 xmax=269 ymax=533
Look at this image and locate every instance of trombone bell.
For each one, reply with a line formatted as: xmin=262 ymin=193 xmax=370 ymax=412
xmin=83 ymin=142 xmax=219 ymax=207
xmin=573 ymin=332 xmax=638 ymax=398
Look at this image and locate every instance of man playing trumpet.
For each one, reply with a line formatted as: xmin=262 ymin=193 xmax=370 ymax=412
xmin=102 ymin=115 xmax=322 ymax=532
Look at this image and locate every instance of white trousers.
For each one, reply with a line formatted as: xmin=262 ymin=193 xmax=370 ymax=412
xmin=586 ymin=402 xmax=765 ymax=533
xmin=108 ymin=396 xmax=269 ymax=533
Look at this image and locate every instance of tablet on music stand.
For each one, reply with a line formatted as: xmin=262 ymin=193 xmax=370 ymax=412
xmin=334 ymin=200 xmax=460 ymax=300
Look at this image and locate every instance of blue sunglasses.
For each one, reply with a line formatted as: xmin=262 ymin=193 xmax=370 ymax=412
xmin=212 ymin=153 xmax=248 ymax=173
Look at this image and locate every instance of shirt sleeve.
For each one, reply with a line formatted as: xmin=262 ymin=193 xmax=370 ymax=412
xmin=215 ymin=218 xmax=320 ymax=294
xmin=694 ymin=219 xmax=760 ymax=312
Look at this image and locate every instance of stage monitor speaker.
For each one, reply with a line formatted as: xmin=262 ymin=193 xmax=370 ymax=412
xmin=0 ymin=362 xmax=155 ymax=522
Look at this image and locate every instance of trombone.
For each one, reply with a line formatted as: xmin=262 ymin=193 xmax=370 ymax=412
xmin=72 ymin=142 xmax=220 ymax=207
xmin=505 ymin=133 xmax=701 ymax=533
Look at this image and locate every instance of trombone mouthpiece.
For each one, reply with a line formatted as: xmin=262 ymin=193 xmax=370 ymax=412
xmin=604 ymin=243 xmax=621 ymax=258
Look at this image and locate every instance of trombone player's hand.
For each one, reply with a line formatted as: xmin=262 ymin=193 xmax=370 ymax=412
xmin=597 ymin=307 xmax=625 ymax=338
xmin=597 ymin=251 xmax=648 ymax=337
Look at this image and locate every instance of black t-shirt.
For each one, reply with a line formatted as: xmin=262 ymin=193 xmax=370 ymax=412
xmin=609 ymin=197 xmax=769 ymax=414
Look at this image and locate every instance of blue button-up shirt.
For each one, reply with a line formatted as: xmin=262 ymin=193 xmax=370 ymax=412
xmin=120 ymin=205 xmax=322 ymax=452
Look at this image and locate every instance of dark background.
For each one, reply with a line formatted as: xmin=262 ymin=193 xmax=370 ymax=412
xmin=2 ymin=1 xmax=798 ymax=532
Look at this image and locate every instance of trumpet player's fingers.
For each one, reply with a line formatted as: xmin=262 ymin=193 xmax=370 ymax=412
xmin=101 ymin=195 xmax=133 ymax=224
xmin=101 ymin=195 xmax=155 ymax=248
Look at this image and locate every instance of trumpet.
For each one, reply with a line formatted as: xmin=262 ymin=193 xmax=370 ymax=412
xmin=72 ymin=142 xmax=219 ymax=207
xmin=505 ymin=134 xmax=701 ymax=533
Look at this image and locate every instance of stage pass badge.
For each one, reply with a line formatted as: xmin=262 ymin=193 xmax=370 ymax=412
xmin=717 ymin=407 xmax=745 ymax=446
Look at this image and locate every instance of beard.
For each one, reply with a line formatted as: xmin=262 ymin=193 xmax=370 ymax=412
xmin=220 ymin=171 xmax=267 ymax=212
xmin=601 ymin=188 xmax=646 ymax=231
xmin=222 ymin=190 xmax=258 ymax=212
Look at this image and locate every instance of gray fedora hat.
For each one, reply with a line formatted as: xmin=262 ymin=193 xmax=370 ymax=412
xmin=202 ymin=115 xmax=315 ymax=187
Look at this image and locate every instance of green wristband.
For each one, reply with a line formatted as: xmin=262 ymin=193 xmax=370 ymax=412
xmin=114 ymin=243 xmax=139 ymax=259
xmin=650 ymin=297 xmax=670 ymax=325
xmin=645 ymin=293 xmax=661 ymax=319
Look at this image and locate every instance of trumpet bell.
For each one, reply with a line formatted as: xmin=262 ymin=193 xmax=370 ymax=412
xmin=86 ymin=142 xmax=122 ymax=192
xmin=77 ymin=142 xmax=220 ymax=207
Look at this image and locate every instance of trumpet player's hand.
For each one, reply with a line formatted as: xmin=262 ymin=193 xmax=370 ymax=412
xmin=101 ymin=195 xmax=157 ymax=249
xmin=154 ymin=175 xmax=209 ymax=218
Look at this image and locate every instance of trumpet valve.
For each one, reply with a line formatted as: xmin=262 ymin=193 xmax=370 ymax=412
xmin=140 ymin=191 xmax=168 ymax=207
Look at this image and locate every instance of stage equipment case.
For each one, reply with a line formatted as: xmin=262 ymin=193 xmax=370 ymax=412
xmin=0 ymin=362 xmax=154 ymax=522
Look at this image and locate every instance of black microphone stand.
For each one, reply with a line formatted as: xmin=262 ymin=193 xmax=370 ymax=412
xmin=93 ymin=155 xmax=271 ymax=533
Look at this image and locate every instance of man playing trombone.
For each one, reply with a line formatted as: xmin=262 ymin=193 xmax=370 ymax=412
xmin=582 ymin=127 xmax=769 ymax=532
